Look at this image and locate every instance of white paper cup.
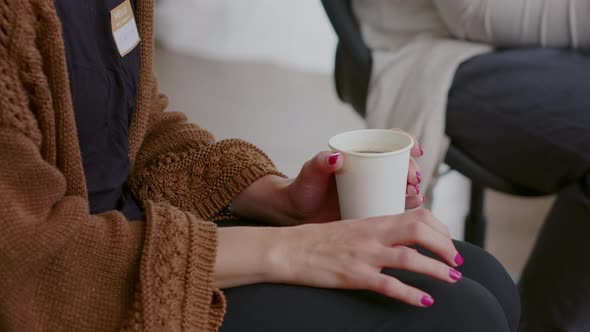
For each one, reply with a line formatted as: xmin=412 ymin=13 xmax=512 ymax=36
xmin=329 ymin=129 xmax=414 ymax=220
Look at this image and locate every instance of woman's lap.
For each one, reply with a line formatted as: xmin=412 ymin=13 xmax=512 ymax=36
xmin=220 ymin=239 xmax=519 ymax=332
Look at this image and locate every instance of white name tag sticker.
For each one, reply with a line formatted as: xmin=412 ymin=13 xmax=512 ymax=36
xmin=111 ymin=0 xmax=140 ymax=57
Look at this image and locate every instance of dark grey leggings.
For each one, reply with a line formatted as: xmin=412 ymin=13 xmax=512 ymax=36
xmin=447 ymin=48 xmax=590 ymax=332
xmin=219 ymin=221 xmax=519 ymax=332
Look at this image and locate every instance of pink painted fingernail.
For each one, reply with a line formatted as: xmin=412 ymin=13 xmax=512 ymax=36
xmin=421 ymin=295 xmax=435 ymax=307
xmin=455 ymin=252 xmax=464 ymax=266
xmin=412 ymin=184 xmax=420 ymax=195
xmin=416 ymin=171 xmax=422 ymax=183
xmin=450 ymin=268 xmax=462 ymax=281
xmin=419 ymin=144 xmax=424 ymax=156
xmin=328 ymin=153 xmax=340 ymax=165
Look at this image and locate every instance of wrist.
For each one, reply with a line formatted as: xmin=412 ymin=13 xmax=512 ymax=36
xmin=215 ymin=226 xmax=287 ymax=288
xmin=263 ymin=226 xmax=298 ymax=284
xmin=231 ymin=175 xmax=295 ymax=225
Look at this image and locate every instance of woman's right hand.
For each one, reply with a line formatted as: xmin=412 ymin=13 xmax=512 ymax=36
xmin=268 ymin=208 xmax=462 ymax=307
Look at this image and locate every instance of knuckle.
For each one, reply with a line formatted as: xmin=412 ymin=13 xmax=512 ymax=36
xmin=341 ymin=262 xmax=365 ymax=284
xmin=447 ymin=240 xmax=458 ymax=254
xmin=369 ymin=243 xmax=387 ymax=259
xmin=413 ymin=208 xmax=431 ymax=220
xmin=378 ymin=277 xmax=402 ymax=297
xmin=317 ymin=152 xmax=329 ymax=162
xmin=443 ymin=224 xmax=451 ymax=235
xmin=406 ymin=221 xmax=424 ymax=238
xmin=367 ymin=216 xmax=388 ymax=232
xmin=441 ymin=234 xmax=454 ymax=247
xmin=351 ymin=259 xmax=368 ymax=272
xmin=373 ymin=276 xmax=391 ymax=294
xmin=388 ymin=280 xmax=411 ymax=299
xmin=395 ymin=248 xmax=416 ymax=267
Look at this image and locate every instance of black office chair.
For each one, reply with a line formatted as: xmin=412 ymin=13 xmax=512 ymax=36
xmin=321 ymin=0 xmax=545 ymax=248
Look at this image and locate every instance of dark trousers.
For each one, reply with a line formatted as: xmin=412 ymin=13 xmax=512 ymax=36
xmin=219 ymin=221 xmax=520 ymax=332
xmin=447 ymin=48 xmax=590 ymax=332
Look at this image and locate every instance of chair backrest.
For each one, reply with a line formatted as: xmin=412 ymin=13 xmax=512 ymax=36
xmin=321 ymin=0 xmax=372 ymax=117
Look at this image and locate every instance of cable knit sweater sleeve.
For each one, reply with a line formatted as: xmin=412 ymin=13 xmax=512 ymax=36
xmin=128 ymin=74 xmax=285 ymax=221
xmin=0 ymin=1 xmax=224 ymax=331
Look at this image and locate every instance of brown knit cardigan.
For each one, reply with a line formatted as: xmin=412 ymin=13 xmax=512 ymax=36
xmin=0 ymin=0 xmax=283 ymax=330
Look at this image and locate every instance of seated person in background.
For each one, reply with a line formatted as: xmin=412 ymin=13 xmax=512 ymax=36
xmin=0 ymin=0 xmax=520 ymax=331
xmin=434 ymin=0 xmax=590 ymax=50
xmin=353 ymin=0 xmax=590 ymax=331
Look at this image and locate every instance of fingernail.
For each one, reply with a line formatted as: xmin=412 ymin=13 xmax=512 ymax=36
xmin=454 ymin=252 xmax=464 ymax=266
xmin=328 ymin=153 xmax=340 ymax=165
xmin=450 ymin=268 xmax=462 ymax=281
xmin=416 ymin=171 xmax=422 ymax=183
xmin=421 ymin=295 xmax=434 ymax=307
xmin=419 ymin=144 xmax=424 ymax=156
xmin=412 ymin=184 xmax=420 ymax=195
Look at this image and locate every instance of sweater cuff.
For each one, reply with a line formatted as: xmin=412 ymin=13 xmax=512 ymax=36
xmin=136 ymin=201 xmax=225 ymax=331
xmin=131 ymin=139 xmax=286 ymax=221
xmin=191 ymin=139 xmax=287 ymax=220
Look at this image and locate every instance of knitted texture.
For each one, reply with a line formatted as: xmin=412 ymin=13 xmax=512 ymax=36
xmin=0 ymin=0 xmax=281 ymax=330
xmin=128 ymin=76 xmax=284 ymax=221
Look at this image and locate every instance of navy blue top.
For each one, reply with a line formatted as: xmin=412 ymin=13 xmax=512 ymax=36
xmin=56 ymin=0 xmax=144 ymax=220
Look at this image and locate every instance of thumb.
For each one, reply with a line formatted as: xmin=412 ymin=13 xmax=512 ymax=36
xmin=295 ymin=151 xmax=342 ymax=186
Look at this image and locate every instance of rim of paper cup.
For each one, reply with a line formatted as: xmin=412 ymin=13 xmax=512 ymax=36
xmin=328 ymin=129 xmax=415 ymax=158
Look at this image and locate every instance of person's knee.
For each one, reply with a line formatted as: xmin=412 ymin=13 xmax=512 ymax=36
xmin=456 ymin=241 xmax=515 ymax=290
xmin=429 ymin=279 xmax=512 ymax=332
xmin=374 ymin=279 xmax=511 ymax=332
xmin=454 ymin=241 xmax=521 ymax=329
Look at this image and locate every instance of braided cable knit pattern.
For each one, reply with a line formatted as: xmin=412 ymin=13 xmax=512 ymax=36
xmin=131 ymin=138 xmax=284 ymax=221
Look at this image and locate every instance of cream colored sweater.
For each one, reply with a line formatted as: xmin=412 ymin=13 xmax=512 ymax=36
xmin=435 ymin=0 xmax=590 ymax=50
xmin=352 ymin=0 xmax=490 ymax=194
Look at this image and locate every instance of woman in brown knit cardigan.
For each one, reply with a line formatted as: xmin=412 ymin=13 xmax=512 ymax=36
xmin=0 ymin=0 xmax=519 ymax=331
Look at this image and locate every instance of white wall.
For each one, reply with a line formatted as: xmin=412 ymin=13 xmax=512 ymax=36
xmin=155 ymin=0 xmax=337 ymax=73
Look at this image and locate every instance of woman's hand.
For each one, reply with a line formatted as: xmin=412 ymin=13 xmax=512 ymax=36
xmin=274 ymin=209 xmax=458 ymax=307
xmin=215 ymin=209 xmax=460 ymax=307
xmin=282 ymin=130 xmax=425 ymax=224
xmin=232 ymin=129 xmax=424 ymax=226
